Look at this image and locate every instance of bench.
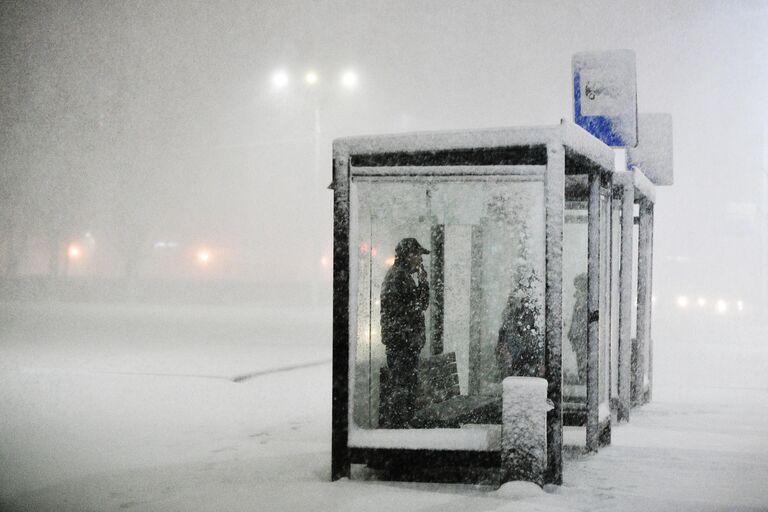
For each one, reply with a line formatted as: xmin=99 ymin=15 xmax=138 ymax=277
xmin=380 ymin=351 xmax=501 ymax=428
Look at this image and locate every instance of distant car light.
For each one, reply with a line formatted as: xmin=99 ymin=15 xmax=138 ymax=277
xmin=715 ymin=299 xmax=728 ymax=314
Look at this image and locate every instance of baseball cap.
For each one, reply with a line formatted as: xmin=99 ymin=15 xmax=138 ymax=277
xmin=395 ymin=237 xmax=430 ymax=258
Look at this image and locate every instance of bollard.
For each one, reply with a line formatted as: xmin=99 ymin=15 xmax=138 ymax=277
xmin=501 ymin=377 xmax=553 ymax=486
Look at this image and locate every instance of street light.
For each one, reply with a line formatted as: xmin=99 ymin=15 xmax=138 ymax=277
xmin=340 ymin=70 xmax=358 ymax=89
xmin=305 ymin=71 xmax=319 ymax=85
xmin=268 ymin=66 xmax=360 ymax=303
xmin=271 ymin=70 xmax=289 ymax=89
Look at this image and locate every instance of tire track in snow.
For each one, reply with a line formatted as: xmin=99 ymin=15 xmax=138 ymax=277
xmin=17 ymin=359 xmax=331 ymax=382
xmin=231 ymin=359 xmax=331 ymax=382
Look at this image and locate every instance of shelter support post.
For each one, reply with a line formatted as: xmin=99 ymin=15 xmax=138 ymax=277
xmin=429 ymin=225 xmax=445 ymax=355
xmin=633 ymin=198 xmax=653 ymax=406
xmin=331 ymin=157 xmax=351 ymax=481
xmin=617 ymin=182 xmax=634 ymax=421
xmin=544 ymin=144 xmax=564 ymax=485
xmin=586 ymin=171 xmax=601 ymax=453
xmin=646 ymin=202 xmax=655 ymax=404
xmin=468 ymin=226 xmax=484 ymax=395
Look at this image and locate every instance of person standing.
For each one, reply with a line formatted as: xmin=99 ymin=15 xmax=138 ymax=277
xmin=568 ymin=272 xmax=589 ymax=384
xmin=379 ymin=237 xmax=430 ymax=428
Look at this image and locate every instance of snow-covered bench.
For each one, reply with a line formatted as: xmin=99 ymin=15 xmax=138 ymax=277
xmin=379 ymin=352 xmax=501 ymax=428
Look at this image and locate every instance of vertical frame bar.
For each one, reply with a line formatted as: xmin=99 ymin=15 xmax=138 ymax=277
xmin=646 ymin=202 xmax=655 ymax=404
xmin=544 ymin=144 xmax=564 ymax=485
xmin=617 ymin=181 xmax=634 ymax=421
xmin=633 ymin=197 xmax=652 ymax=406
xmin=586 ymin=171 xmax=601 ymax=453
xmin=468 ymin=225 xmax=484 ymax=395
xmin=331 ymin=155 xmax=351 ymax=481
xmin=430 ymin=224 xmax=445 ymax=355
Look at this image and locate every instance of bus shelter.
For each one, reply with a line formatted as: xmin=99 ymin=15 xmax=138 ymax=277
xmin=560 ymin=166 xmax=656 ymax=452
xmin=330 ymin=121 xmax=651 ymax=485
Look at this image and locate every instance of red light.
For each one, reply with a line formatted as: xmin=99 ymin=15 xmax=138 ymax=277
xmin=197 ymin=249 xmax=211 ymax=265
xmin=68 ymin=244 xmax=82 ymax=260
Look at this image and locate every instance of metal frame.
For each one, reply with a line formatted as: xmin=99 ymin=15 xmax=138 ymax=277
xmin=634 ymin=194 xmax=655 ymax=406
xmin=613 ymin=172 xmax=634 ymax=422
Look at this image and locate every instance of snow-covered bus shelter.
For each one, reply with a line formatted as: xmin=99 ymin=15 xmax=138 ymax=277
xmin=330 ymin=120 xmax=660 ymax=486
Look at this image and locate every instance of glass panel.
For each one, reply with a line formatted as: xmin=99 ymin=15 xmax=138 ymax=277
xmin=563 ymin=202 xmax=588 ymax=399
xmin=351 ymin=176 xmax=545 ymax=429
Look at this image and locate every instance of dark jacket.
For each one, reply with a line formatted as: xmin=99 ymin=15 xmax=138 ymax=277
xmin=380 ymin=259 xmax=429 ymax=354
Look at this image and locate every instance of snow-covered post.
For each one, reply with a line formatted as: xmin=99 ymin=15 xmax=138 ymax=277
xmin=617 ymin=176 xmax=634 ymax=422
xmin=544 ymin=142 xmax=564 ymax=485
xmin=331 ymin=154 xmax=351 ymax=481
xmin=634 ymin=197 xmax=653 ymax=406
xmin=586 ymin=171 xmax=601 ymax=453
xmin=501 ymin=377 xmax=553 ymax=486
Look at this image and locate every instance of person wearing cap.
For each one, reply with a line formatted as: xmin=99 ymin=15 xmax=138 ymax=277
xmin=379 ymin=237 xmax=430 ymax=428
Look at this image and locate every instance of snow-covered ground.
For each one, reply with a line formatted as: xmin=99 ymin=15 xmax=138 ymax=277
xmin=1 ymin=301 xmax=767 ymax=511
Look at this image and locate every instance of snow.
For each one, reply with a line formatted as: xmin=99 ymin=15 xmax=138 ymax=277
xmin=1 ymin=301 xmax=768 ymax=511
xmin=501 ymin=377 xmax=551 ymax=483
xmin=334 ymin=121 xmax=614 ymax=175
xmin=349 ymin=426 xmax=500 ymax=451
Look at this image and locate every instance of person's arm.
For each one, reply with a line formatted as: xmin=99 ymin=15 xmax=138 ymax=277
xmin=415 ymin=263 xmax=430 ymax=311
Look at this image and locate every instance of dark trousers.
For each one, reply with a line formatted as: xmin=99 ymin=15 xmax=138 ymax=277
xmin=380 ymin=347 xmax=419 ymax=428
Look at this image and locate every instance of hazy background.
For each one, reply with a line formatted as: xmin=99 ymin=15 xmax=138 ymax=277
xmin=1 ymin=2 xmax=767 ymax=508
xmin=1 ymin=0 xmax=766 ymax=315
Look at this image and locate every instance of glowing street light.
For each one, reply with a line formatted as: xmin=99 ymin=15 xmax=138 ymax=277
xmin=305 ymin=71 xmax=319 ymax=85
xmin=697 ymin=297 xmax=707 ymax=307
xmin=340 ymin=70 xmax=358 ymax=89
xmin=736 ymin=300 xmax=744 ymax=311
xmin=271 ymin=70 xmax=289 ymax=89
xmin=676 ymin=295 xmax=689 ymax=308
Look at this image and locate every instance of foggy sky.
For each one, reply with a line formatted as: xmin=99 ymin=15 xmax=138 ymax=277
xmin=1 ymin=0 xmax=766 ymax=308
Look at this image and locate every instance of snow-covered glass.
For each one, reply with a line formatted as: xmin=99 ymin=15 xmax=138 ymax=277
xmin=563 ymin=202 xmax=588 ymax=391
xmin=351 ymin=177 xmax=545 ymax=429
xmin=561 ymin=174 xmax=615 ymax=449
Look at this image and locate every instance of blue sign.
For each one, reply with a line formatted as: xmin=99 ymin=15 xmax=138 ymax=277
xmin=573 ymin=50 xmax=638 ymax=147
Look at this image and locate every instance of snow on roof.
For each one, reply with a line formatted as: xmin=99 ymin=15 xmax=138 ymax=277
xmin=631 ymin=166 xmax=656 ymax=203
xmin=333 ymin=120 xmax=614 ymax=172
